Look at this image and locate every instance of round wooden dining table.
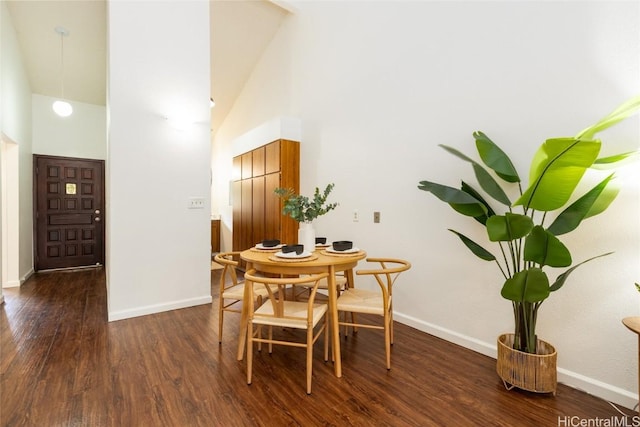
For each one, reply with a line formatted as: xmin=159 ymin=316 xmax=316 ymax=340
xmin=239 ymin=247 xmax=367 ymax=378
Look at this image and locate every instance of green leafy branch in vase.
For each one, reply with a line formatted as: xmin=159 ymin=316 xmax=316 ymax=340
xmin=274 ymin=183 xmax=338 ymax=223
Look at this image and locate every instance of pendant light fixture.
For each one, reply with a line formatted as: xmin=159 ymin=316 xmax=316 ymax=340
xmin=52 ymin=26 xmax=73 ymax=117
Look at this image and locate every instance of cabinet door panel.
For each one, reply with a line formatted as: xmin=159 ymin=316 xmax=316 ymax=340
xmin=211 ymin=220 xmax=220 ymax=253
xmin=265 ymin=140 xmax=280 ymax=174
xmin=279 ymin=140 xmax=300 ymax=244
xmin=280 ymin=140 xmax=299 ymax=193
xmin=232 ymin=181 xmax=242 ymax=250
xmin=241 ymin=152 xmax=252 ymax=180
xmin=253 ymin=146 xmax=265 ymax=177
xmin=232 ymin=156 xmax=242 ymax=181
xmin=252 ymin=176 xmax=265 ymax=244
xmin=265 ymin=173 xmax=281 ymax=242
xmin=241 ymin=179 xmax=253 ymax=250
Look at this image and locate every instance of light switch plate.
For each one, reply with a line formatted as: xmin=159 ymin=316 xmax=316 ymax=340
xmin=188 ymin=197 xmax=205 ymax=209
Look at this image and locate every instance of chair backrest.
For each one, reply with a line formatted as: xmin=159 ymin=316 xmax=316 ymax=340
xmin=355 ymin=258 xmax=411 ymax=305
xmin=244 ymin=269 xmax=329 ymax=325
xmin=214 ymin=252 xmax=241 ymax=292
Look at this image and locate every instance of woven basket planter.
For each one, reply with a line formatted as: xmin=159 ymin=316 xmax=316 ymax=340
xmin=496 ymin=333 xmax=557 ymax=395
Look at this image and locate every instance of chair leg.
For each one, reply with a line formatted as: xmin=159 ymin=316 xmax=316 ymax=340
xmin=349 ymin=312 xmax=358 ymax=335
xmin=306 ymin=327 xmax=313 ymax=394
xmin=384 ymin=312 xmax=391 ymax=370
xmin=342 ymin=311 xmax=348 ymax=338
xmin=323 ymin=317 xmax=329 ymax=362
xmin=268 ymin=326 xmax=273 ymax=354
xmin=247 ymin=322 xmax=253 ymax=385
xmin=257 ymin=325 xmax=262 ymax=352
xmin=218 ymin=300 xmax=224 ymax=344
xmin=256 ymin=296 xmax=263 ymax=353
xmin=341 ymin=311 xmax=353 ymax=338
xmin=390 ymin=308 xmax=394 ymax=345
xmin=330 ymin=316 xmax=336 ymax=363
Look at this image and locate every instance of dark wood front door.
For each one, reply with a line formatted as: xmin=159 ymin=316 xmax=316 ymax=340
xmin=34 ymin=155 xmax=105 ymax=271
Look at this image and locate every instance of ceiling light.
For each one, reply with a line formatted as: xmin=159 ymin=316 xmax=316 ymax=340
xmin=52 ymin=100 xmax=73 ymax=117
xmin=52 ymin=26 xmax=73 ymax=117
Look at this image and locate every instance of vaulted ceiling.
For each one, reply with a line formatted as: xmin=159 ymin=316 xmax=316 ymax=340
xmin=5 ymin=0 xmax=290 ymax=135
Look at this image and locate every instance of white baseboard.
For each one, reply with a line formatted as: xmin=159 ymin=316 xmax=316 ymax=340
xmin=394 ymin=312 xmax=638 ymax=411
xmin=4 ymin=279 xmax=21 ymax=288
xmin=108 ymin=295 xmax=212 ymax=322
xmin=20 ymin=268 xmax=34 ymax=284
xmin=3 ymin=268 xmax=35 ymax=288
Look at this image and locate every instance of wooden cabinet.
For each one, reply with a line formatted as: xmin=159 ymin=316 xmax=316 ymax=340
xmin=232 ymin=139 xmax=299 ymax=251
xmin=211 ymin=219 xmax=220 ymax=254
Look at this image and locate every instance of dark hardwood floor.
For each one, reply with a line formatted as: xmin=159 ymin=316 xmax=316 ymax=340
xmin=1 ymin=268 xmax=634 ymax=426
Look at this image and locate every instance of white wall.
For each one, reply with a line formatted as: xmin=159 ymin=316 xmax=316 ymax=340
xmin=32 ymin=94 xmax=106 ymax=160
xmin=1 ymin=2 xmax=33 ymax=286
xmin=0 ymin=135 xmax=20 ymax=292
xmin=213 ymin=1 xmax=640 ymax=408
xmin=107 ymin=0 xmax=212 ymax=321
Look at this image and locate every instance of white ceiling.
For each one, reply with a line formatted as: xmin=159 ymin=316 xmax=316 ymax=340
xmin=6 ymin=0 xmax=290 ymax=135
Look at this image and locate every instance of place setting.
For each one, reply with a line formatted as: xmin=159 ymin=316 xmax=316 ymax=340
xmin=269 ymin=244 xmax=318 ymax=262
xmin=314 ymin=237 xmax=330 ymax=249
xmin=321 ymin=240 xmax=364 ymax=257
xmin=251 ymin=239 xmax=285 ymax=252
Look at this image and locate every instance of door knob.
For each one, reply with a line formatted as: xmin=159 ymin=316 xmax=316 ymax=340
xmin=95 ymin=217 xmax=101 ymax=222
xmin=95 ymin=209 xmax=101 ymax=214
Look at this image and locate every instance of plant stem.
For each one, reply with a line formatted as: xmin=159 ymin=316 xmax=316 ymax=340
xmin=513 ymin=302 xmax=521 ymax=350
xmin=498 ymin=243 xmax=511 ymax=278
xmin=507 ymin=240 xmax=517 ymax=274
xmin=495 ymin=259 xmax=508 ymax=280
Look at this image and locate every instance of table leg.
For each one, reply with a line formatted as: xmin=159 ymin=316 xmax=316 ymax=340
xmin=328 ymin=265 xmax=342 ymax=377
xmin=236 ymin=261 xmax=253 ymax=361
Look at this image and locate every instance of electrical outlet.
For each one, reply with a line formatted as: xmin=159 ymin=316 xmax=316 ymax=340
xmin=353 ymin=210 xmax=359 ymax=222
xmin=374 ymin=211 xmax=380 ymax=223
xmin=188 ymin=197 xmax=205 ymax=209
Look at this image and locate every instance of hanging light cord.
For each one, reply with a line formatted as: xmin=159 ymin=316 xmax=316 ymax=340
xmin=52 ymin=26 xmax=72 ymax=117
xmin=59 ymin=30 xmax=65 ymax=99
xmin=54 ymin=26 xmax=69 ymax=100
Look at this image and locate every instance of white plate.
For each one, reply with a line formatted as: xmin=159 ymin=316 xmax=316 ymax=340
xmin=275 ymin=251 xmax=313 ymax=259
xmin=255 ymin=243 xmax=284 ymax=250
xmin=326 ymin=246 xmax=360 ymax=254
xmin=315 ymin=243 xmax=330 ymax=247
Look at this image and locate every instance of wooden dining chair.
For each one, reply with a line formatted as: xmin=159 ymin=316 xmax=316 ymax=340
xmin=244 ymin=269 xmax=330 ymax=394
xmin=296 ymin=273 xmax=348 ymax=300
xmin=214 ymin=252 xmax=276 ymax=344
xmin=336 ymin=258 xmax=411 ymax=370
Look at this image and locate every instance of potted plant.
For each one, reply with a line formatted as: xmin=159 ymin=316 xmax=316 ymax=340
xmin=274 ymin=183 xmax=338 ymax=253
xmin=418 ymin=96 xmax=640 ymax=393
